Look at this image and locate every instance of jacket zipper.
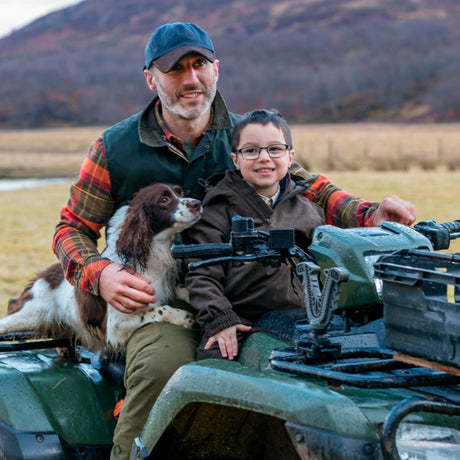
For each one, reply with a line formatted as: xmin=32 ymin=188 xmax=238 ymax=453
xmin=164 ymin=140 xmax=190 ymax=163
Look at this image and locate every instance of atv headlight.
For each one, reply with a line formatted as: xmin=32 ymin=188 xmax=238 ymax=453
xmin=396 ymin=422 xmax=460 ymax=459
xmin=364 ymin=254 xmax=383 ymax=298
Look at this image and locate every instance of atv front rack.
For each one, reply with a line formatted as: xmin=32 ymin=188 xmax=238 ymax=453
xmin=0 ymin=332 xmax=85 ymax=363
xmin=270 ymin=346 xmax=460 ymax=388
xmin=0 ymin=332 xmax=73 ymax=351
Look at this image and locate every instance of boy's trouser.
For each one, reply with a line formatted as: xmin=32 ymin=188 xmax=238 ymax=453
xmin=110 ymin=321 xmax=199 ymax=460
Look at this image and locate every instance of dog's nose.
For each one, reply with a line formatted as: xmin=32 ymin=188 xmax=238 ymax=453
xmin=187 ymin=199 xmax=201 ymax=212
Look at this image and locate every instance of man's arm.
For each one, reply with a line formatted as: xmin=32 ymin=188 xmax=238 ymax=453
xmin=53 ymin=137 xmax=156 ymax=310
xmin=289 ymin=162 xmax=415 ymax=227
xmin=53 ymin=137 xmax=114 ymax=295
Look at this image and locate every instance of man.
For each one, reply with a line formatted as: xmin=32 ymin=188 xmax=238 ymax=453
xmin=52 ymin=22 xmax=416 ymax=459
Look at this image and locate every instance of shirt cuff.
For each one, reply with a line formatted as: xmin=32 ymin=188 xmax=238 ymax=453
xmin=80 ymin=258 xmax=113 ymax=295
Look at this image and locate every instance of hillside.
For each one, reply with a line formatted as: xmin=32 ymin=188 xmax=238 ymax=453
xmin=0 ymin=0 xmax=459 ymax=127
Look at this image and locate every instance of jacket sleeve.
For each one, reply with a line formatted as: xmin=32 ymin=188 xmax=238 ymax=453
xmin=183 ymin=203 xmax=248 ymax=336
xmin=289 ymin=162 xmax=379 ymax=228
xmin=52 ymin=137 xmax=115 ymax=295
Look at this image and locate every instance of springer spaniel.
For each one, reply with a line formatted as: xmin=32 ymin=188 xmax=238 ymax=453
xmin=1 ymin=183 xmax=201 ymax=353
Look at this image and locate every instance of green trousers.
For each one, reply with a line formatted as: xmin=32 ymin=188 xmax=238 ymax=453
xmin=110 ymin=321 xmax=199 ymax=460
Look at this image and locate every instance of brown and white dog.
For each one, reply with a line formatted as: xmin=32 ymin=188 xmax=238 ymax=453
xmin=1 ymin=183 xmax=201 ymax=354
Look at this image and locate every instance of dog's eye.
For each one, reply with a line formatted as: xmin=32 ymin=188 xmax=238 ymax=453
xmin=160 ymin=197 xmax=169 ymax=203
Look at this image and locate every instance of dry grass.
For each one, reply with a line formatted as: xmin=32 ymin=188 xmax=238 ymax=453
xmin=324 ymin=170 xmax=459 ymax=220
xmin=0 ymin=126 xmax=105 ymax=178
xmin=0 ymin=182 xmax=72 ymax=312
xmin=292 ymin=123 xmax=460 ymax=172
xmin=0 ymin=124 xmax=459 ymax=315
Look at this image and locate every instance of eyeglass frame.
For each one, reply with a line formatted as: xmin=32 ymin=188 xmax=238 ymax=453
xmin=234 ymin=143 xmax=292 ymax=160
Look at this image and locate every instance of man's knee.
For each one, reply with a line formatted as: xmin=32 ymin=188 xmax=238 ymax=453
xmin=110 ymin=323 xmax=199 ymax=460
xmin=125 ymin=322 xmax=199 ymax=385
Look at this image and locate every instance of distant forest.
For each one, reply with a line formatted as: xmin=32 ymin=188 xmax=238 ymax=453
xmin=0 ymin=0 xmax=459 ymax=127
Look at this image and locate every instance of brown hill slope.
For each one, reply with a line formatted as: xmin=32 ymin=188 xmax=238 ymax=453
xmin=1 ymin=0 xmax=459 ymax=127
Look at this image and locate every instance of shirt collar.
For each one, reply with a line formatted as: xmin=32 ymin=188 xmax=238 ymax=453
xmin=258 ymin=187 xmax=280 ymax=208
xmin=154 ymin=100 xmax=212 ymax=150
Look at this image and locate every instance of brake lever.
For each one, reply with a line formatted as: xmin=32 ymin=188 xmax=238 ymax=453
xmin=188 ymin=251 xmax=285 ymax=271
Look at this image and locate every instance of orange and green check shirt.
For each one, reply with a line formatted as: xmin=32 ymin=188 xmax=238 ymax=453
xmin=53 ymin=106 xmax=379 ymax=296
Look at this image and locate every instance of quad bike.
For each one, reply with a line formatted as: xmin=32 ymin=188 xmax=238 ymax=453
xmin=0 ymin=217 xmax=459 ymax=460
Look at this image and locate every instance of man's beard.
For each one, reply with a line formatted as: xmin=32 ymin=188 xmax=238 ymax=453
xmin=154 ymin=75 xmax=217 ymax=120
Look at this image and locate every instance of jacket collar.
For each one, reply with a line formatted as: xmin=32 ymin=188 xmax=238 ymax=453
xmin=139 ymin=91 xmax=233 ymax=148
xmin=203 ymin=170 xmax=307 ymax=207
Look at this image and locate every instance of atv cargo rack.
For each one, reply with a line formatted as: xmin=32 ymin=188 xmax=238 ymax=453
xmin=269 ymin=345 xmax=460 ymax=388
xmin=270 ymin=248 xmax=460 ymax=389
xmin=375 ymin=249 xmax=460 ymax=367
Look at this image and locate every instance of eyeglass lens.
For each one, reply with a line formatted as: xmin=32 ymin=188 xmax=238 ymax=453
xmin=239 ymin=144 xmax=289 ymax=159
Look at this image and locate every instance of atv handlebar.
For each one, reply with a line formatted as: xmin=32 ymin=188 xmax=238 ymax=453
xmin=172 ymin=216 xmax=313 ymax=271
xmin=413 ymin=219 xmax=460 ymax=250
xmin=172 ymin=217 xmax=459 ymax=270
xmin=171 ymin=243 xmax=233 ymax=259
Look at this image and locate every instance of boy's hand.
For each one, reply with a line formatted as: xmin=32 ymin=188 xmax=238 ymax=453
xmin=205 ymin=324 xmax=252 ymax=360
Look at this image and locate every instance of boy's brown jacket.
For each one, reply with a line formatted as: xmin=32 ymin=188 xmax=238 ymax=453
xmin=184 ymin=169 xmax=325 ymax=337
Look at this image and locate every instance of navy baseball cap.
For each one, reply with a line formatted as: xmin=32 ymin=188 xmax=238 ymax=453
xmin=144 ymin=22 xmax=216 ymax=72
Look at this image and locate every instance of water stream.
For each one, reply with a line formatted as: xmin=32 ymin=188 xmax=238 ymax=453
xmin=0 ymin=177 xmax=68 ymax=192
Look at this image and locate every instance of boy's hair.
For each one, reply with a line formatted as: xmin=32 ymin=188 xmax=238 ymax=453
xmin=231 ymin=109 xmax=293 ymax=152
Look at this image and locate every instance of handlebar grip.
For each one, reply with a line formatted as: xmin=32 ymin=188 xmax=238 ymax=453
xmin=413 ymin=219 xmax=460 ymax=250
xmin=441 ymin=220 xmax=460 ymax=235
xmin=172 ymin=243 xmax=233 ymax=259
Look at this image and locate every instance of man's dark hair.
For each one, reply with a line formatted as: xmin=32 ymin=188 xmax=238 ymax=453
xmin=231 ymin=109 xmax=293 ymax=152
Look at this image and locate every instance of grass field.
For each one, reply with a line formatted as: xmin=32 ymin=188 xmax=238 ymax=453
xmin=0 ymin=126 xmax=104 ymax=178
xmin=1 ymin=123 xmax=459 ymax=178
xmin=291 ymin=122 xmax=460 ymax=172
xmin=0 ymin=124 xmax=459 ymax=314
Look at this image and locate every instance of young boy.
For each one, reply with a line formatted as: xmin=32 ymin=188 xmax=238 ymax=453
xmin=184 ymin=109 xmax=325 ymax=361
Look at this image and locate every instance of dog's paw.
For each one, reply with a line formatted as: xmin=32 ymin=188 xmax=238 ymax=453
xmin=150 ymin=305 xmax=195 ymax=329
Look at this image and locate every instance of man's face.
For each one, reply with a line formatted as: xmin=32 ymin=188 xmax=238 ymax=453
xmin=144 ymin=54 xmax=219 ymax=120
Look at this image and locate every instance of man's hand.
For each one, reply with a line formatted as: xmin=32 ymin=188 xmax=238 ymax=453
xmin=99 ymin=262 xmax=156 ymax=314
xmin=205 ymin=324 xmax=252 ymax=360
xmin=373 ymin=195 xmax=417 ymax=227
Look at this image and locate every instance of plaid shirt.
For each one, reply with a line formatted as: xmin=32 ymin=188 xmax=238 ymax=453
xmin=53 ymin=136 xmax=114 ymax=294
xmin=53 ymin=114 xmax=378 ymax=295
xmin=290 ymin=162 xmax=379 ymax=228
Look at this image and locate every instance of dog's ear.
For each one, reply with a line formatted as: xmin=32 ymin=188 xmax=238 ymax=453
xmin=116 ymin=200 xmax=153 ymax=272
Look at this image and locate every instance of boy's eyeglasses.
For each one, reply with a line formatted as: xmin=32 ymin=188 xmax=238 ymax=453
xmin=234 ymin=143 xmax=291 ymax=160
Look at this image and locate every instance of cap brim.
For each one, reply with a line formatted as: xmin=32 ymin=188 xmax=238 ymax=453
xmin=152 ymin=45 xmax=215 ymax=72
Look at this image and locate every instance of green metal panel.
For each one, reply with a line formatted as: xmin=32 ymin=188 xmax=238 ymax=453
xmin=0 ymin=348 xmax=119 ymax=445
xmin=138 ymin=330 xmax=460 ymax=456
xmin=139 ymin=359 xmax=375 ymax=453
xmin=309 ymin=223 xmax=432 ymax=309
